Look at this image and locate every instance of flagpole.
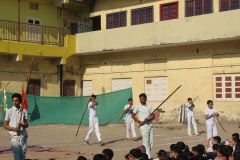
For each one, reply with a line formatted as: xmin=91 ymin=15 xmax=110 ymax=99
xmin=17 ymin=57 xmax=34 ymax=135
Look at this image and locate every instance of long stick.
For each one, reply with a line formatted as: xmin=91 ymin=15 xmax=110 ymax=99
xmin=169 ymin=96 xmax=199 ymax=124
xmin=216 ymin=116 xmax=227 ymax=133
xmin=76 ymin=102 xmax=89 ymax=137
xmin=18 ymin=58 xmax=34 ymax=135
xmin=139 ymin=85 xmax=182 ymax=127
xmin=0 ymin=82 xmax=10 ymax=94
xmin=103 ymin=111 xmax=124 ymax=126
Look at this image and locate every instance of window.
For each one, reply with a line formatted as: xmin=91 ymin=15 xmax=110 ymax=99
xmin=27 ymin=17 xmax=41 ymax=42
xmin=112 ymin=79 xmax=132 ymax=91
xmin=27 ymin=79 xmax=40 ymax=96
xmin=131 ymin=6 xmax=153 ymax=25
xmin=83 ymin=80 xmax=92 ymax=96
xmin=185 ymin=0 xmax=213 ymax=17
xmin=63 ymin=80 xmax=75 ymax=97
xmin=107 ymin=11 xmax=126 ymax=29
xmin=70 ymin=23 xmax=78 ymax=35
xmin=145 ymin=77 xmax=167 ymax=101
xmin=160 ymin=2 xmax=178 ymax=21
xmin=220 ymin=0 xmax=240 ymax=12
xmin=214 ymin=74 xmax=240 ymax=101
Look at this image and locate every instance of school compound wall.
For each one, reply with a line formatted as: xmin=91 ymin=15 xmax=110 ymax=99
xmin=77 ymin=39 xmax=240 ymax=124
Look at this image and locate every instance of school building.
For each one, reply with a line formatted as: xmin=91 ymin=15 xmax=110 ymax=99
xmin=0 ymin=0 xmax=240 ymax=123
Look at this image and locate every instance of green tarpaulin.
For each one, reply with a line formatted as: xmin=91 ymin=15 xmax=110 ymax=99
xmin=0 ymin=88 xmax=132 ymax=126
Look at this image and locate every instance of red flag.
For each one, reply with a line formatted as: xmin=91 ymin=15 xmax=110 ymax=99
xmin=22 ymin=87 xmax=28 ymax=110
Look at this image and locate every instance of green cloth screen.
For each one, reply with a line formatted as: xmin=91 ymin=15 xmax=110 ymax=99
xmin=0 ymin=88 xmax=132 ymax=126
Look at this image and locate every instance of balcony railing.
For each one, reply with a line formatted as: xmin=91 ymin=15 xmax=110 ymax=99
xmin=0 ymin=19 xmax=63 ymax=46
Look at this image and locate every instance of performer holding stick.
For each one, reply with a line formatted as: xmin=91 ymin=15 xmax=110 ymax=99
xmin=83 ymin=94 xmax=103 ymax=145
xmin=132 ymin=93 xmax=155 ymax=159
xmin=4 ymin=93 xmax=29 ymax=160
xmin=124 ymin=98 xmax=137 ymax=141
xmin=186 ymin=97 xmax=199 ymax=136
xmin=205 ymin=100 xmax=219 ymax=141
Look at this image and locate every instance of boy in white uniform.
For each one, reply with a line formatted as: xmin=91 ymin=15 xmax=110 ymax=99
xmin=123 ymin=98 xmax=137 ymax=141
xmin=83 ymin=95 xmax=102 ymax=145
xmin=132 ymin=93 xmax=155 ymax=159
xmin=186 ymin=97 xmax=199 ymax=136
xmin=4 ymin=93 xmax=29 ymax=160
xmin=205 ymin=100 xmax=219 ymax=141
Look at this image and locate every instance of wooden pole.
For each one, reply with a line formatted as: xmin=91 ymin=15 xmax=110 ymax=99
xmin=139 ymin=85 xmax=182 ymax=127
xmin=17 ymin=57 xmax=34 ymax=135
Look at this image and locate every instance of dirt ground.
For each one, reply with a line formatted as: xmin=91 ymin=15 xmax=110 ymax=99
xmin=0 ymin=122 xmax=237 ymax=160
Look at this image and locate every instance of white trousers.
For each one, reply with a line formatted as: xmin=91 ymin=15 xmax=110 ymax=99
xmin=126 ymin=117 xmax=137 ymax=138
xmin=85 ymin=117 xmax=102 ymax=142
xmin=140 ymin=125 xmax=153 ymax=159
xmin=187 ymin=116 xmax=198 ymax=134
xmin=206 ymin=125 xmax=218 ymax=140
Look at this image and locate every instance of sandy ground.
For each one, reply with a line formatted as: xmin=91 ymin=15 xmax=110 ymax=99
xmin=0 ymin=122 xmax=236 ymax=160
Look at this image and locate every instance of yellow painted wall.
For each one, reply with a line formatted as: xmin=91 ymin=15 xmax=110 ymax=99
xmin=0 ymin=0 xmax=60 ymax=27
xmin=0 ymin=35 xmax=76 ymax=64
xmin=77 ymin=40 xmax=240 ymax=123
xmin=0 ymin=56 xmax=59 ymax=96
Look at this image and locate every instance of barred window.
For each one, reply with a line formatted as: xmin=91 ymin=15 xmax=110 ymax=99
xmin=63 ymin=80 xmax=75 ymax=97
xmin=131 ymin=6 xmax=153 ymax=25
xmin=106 ymin=11 xmax=126 ymax=29
xmin=27 ymin=79 xmax=40 ymax=96
xmin=220 ymin=0 xmax=240 ymax=12
xmin=214 ymin=74 xmax=240 ymax=101
xmin=186 ymin=0 xmax=213 ymax=17
xmin=160 ymin=2 xmax=178 ymax=21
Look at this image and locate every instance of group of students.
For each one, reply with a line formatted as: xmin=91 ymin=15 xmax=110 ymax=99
xmin=2 ymin=92 xmax=234 ymax=160
xmin=77 ymin=133 xmax=240 ymax=160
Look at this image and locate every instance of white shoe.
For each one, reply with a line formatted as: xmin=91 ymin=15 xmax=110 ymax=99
xmin=195 ymin=133 xmax=199 ymax=136
xmin=188 ymin=133 xmax=192 ymax=136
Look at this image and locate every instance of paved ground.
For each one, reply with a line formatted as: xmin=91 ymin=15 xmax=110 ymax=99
xmin=0 ymin=122 xmax=236 ymax=160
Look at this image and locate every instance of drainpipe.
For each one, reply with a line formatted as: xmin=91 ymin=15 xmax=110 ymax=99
xmin=18 ymin=0 xmax=20 ymax=42
xmin=58 ymin=65 xmax=63 ymax=96
xmin=61 ymin=4 xmax=65 ymax=46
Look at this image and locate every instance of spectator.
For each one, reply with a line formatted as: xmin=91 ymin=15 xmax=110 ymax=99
xmin=128 ymin=149 xmax=142 ymax=160
xmin=93 ymin=154 xmax=107 ymax=160
xmin=170 ymin=145 xmax=182 ymax=159
xmin=176 ymin=141 xmax=191 ymax=157
xmin=207 ymin=144 xmax=219 ymax=159
xmin=154 ymin=149 xmax=167 ymax=160
xmin=197 ymin=144 xmax=207 ymax=157
xmin=192 ymin=145 xmax=205 ymax=159
xmin=232 ymin=138 xmax=240 ymax=152
xmin=232 ymin=133 xmax=240 ymax=140
xmin=229 ymin=152 xmax=240 ymax=160
xmin=217 ymin=145 xmax=231 ymax=160
xmin=207 ymin=136 xmax=221 ymax=153
xmin=102 ymin=148 xmax=114 ymax=160
xmin=77 ymin=156 xmax=87 ymax=160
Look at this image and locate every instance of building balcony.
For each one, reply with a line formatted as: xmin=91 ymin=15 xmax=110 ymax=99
xmin=0 ymin=19 xmax=63 ymax=46
xmin=76 ymin=9 xmax=240 ymax=54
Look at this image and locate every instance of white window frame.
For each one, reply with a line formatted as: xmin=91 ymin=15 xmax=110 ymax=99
xmin=145 ymin=77 xmax=168 ymax=101
xmin=26 ymin=17 xmax=41 ymax=42
xmin=112 ymin=78 xmax=132 ymax=92
xmin=83 ymin=80 xmax=92 ymax=96
xmin=214 ymin=74 xmax=240 ymax=101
